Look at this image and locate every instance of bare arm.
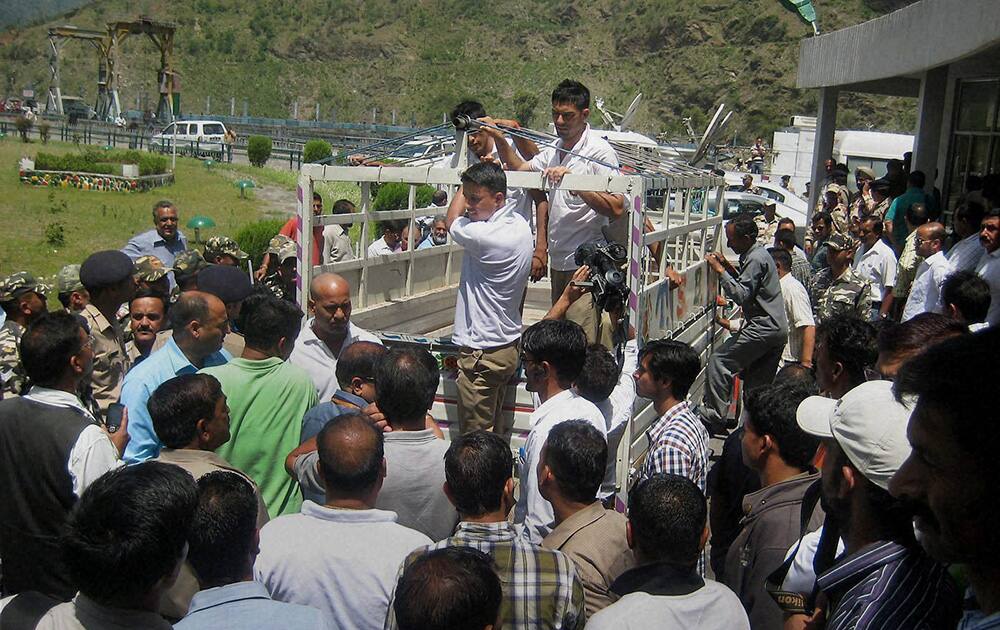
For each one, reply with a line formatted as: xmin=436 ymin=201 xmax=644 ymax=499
xmin=531 ymin=190 xmax=549 ymax=282
xmin=445 ymin=186 xmax=467 ymax=230
xmin=544 ymin=266 xmax=590 ymax=320
xmin=479 ymin=118 xmax=533 ymax=171
xmin=879 ymin=289 xmax=894 ymax=318
xmin=577 ymin=190 xmax=625 ymax=221
xmin=285 ymin=436 xmax=317 ymax=477
xmin=800 ymin=325 xmax=815 ymax=368
xmin=492 ymin=118 xmax=540 ymax=160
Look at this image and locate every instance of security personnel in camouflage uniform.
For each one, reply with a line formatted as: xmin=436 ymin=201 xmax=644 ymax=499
xmin=56 ymin=264 xmax=90 ymax=313
xmin=262 ymin=235 xmax=297 ymax=302
xmin=0 ymin=273 xmax=50 ymax=397
xmin=809 ymin=233 xmax=872 ymax=324
xmin=118 ymin=255 xmax=171 ymax=340
xmin=171 ymin=249 xmax=210 ymax=300
xmin=754 ymin=201 xmax=782 ymax=247
xmin=868 ymin=178 xmax=892 ymax=221
xmin=204 ymin=236 xmax=250 ymax=267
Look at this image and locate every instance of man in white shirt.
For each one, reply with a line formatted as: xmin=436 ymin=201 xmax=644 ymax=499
xmin=322 ymin=198 xmax=357 ymax=264
xmin=483 ymin=80 xmax=624 ymax=346
xmin=513 ymin=319 xmax=607 ymax=544
xmin=289 ymin=273 xmax=382 ymax=402
xmin=585 ymin=474 xmax=750 ymax=630
xmin=977 ymin=209 xmax=1000 ymax=326
xmin=367 ymin=220 xmax=404 ymax=257
xmin=902 ymin=222 xmax=953 ymax=321
xmin=447 ymin=162 xmax=533 ymax=435
xmin=852 ymin=217 xmax=898 ymax=320
xmin=254 ymin=413 xmax=431 ymax=630
xmin=947 ymin=201 xmax=986 ymax=272
xmin=770 ymin=248 xmax=815 ymax=367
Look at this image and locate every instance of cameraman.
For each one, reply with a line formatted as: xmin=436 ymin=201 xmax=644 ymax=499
xmin=447 ymin=162 xmax=533 ymax=436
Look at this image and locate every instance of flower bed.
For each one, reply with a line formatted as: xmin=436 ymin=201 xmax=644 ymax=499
xmin=19 ymin=169 xmax=174 ymax=192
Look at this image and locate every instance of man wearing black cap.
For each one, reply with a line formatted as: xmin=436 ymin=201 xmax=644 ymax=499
xmin=195 ymin=265 xmax=253 ymax=357
xmin=79 ymin=250 xmax=135 ymax=415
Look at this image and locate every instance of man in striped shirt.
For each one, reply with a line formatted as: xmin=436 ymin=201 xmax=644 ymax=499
xmin=387 ymin=431 xmax=585 ymax=630
xmin=797 ymin=380 xmax=960 ymax=629
xmin=633 ymin=339 xmax=707 ymax=492
xmin=890 ymin=329 xmax=1000 ymax=629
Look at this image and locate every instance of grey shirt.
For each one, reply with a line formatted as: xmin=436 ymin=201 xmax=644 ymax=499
xmin=719 ymin=243 xmax=788 ymax=339
xmin=293 ymin=428 xmax=458 ymax=542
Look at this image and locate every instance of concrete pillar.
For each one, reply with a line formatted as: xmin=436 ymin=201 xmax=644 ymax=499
xmin=808 ymin=87 xmax=839 ymax=224
xmin=913 ymin=66 xmax=948 ymax=195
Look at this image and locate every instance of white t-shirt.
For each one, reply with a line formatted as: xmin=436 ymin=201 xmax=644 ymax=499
xmin=528 ymin=124 xmax=621 ymax=271
xmin=902 ymin=250 xmax=953 ymax=321
xmin=977 ymin=248 xmax=1000 ymax=326
xmin=288 ymin=320 xmax=383 ymax=402
xmin=367 ymin=236 xmax=400 ymax=257
xmin=779 ymin=273 xmax=815 ymax=363
xmin=852 ymin=238 xmax=898 ymax=303
xmin=514 ymin=389 xmax=607 ymax=544
xmin=586 ymin=579 xmax=750 ymax=630
xmin=780 ymin=526 xmax=846 ymax=595
xmin=450 ymin=206 xmax=533 ymax=348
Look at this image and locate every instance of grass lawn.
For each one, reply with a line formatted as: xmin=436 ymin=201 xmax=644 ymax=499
xmin=0 ymin=138 xmax=360 ymax=281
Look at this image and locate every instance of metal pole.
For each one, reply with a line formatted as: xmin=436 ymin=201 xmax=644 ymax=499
xmin=172 ymin=121 xmax=177 ymax=170
xmin=454 ymin=116 xmax=621 ymax=171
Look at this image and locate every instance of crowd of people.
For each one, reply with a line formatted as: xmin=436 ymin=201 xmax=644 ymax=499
xmin=0 ymin=77 xmax=998 ymax=630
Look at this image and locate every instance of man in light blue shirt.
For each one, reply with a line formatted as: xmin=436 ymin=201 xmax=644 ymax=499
xmin=175 ymin=471 xmax=333 ymax=629
xmin=121 ymin=200 xmax=188 ymax=280
xmin=120 ymin=291 xmax=230 ymax=463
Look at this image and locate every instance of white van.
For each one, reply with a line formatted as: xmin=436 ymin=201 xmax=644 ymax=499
xmin=151 ymin=120 xmax=228 ymax=155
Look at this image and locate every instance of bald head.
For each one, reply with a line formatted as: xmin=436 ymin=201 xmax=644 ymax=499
xmin=317 ymin=412 xmax=385 ymax=498
xmin=310 ymin=273 xmax=351 ymax=302
xmin=916 ymin=222 xmax=946 ymax=257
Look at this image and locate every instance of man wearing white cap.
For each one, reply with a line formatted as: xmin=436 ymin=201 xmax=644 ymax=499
xmin=794 ymin=381 xmax=960 ymax=629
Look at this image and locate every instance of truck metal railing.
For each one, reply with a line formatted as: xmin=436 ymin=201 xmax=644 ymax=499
xmin=294 ymin=128 xmax=726 ymax=504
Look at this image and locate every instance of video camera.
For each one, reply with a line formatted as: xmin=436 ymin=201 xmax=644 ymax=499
xmin=574 ymin=239 xmax=629 ymax=313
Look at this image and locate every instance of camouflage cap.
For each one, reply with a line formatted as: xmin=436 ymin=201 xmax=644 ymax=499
xmin=205 ymin=236 xmax=249 ymax=262
xmin=266 ymin=234 xmax=295 ymax=256
xmin=173 ymin=249 xmax=209 ymax=278
xmin=826 ymin=233 xmax=858 ymax=252
xmin=276 ymin=240 xmax=297 ymax=262
xmin=133 ymin=255 xmax=171 ymax=282
xmin=56 ymin=264 xmax=85 ymax=293
xmin=0 ymin=272 xmax=50 ymax=302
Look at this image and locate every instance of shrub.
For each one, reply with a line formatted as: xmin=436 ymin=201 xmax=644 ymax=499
xmin=303 ymin=139 xmax=332 ymax=164
xmin=44 ymin=222 xmax=65 ymax=246
xmin=33 ymin=150 xmax=167 ymax=175
xmin=247 ymin=135 xmax=272 ymax=167
xmin=372 ymin=182 xmax=435 ymax=212
xmin=235 ymin=218 xmax=285 ymax=267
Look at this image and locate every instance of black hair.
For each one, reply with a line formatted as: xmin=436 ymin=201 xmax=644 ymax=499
xmin=57 ymin=291 xmax=72 ymax=309
xmin=236 ymin=291 xmax=303 ymax=350
xmin=394 ymin=547 xmax=502 ymax=630
xmin=905 ymin=202 xmax=929 ymax=227
xmin=576 ymin=344 xmax=620 ymax=403
xmin=317 ymin=412 xmax=384 ymax=493
xmin=20 ymin=312 xmax=85 ymax=387
xmin=774 ymin=228 xmax=798 ymax=250
xmin=522 ymin=319 xmax=587 ymax=384
xmin=637 ymin=339 xmax=701 ymax=399
xmin=551 ymin=79 xmax=590 ymax=110
xmin=774 ymin=362 xmax=816 ymax=386
xmin=955 ymin=201 xmax=986 ymax=231
xmin=941 ymin=271 xmax=991 ymax=323
xmin=744 ymin=380 xmax=820 ymax=469
xmin=380 ymin=219 xmax=406 ymax=235
xmin=312 ymin=191 xmax=323 ymax=203
xmin=375 ymin=347 xmax=439 ymax=426
xmin=895 ymin=327 xmax=1000 ymax=457
xmin=628 ymin=473 xmax=706 ymax=567
xmin=187 ymin=471 xmax=259 ymax=587
xmin=908 ymin=170 xmax=926 ymax=188
xmin=444 ymin=431 xmax=512 ymax=517
xmin=812 ymin=211 xmax=833 ymax=227
xmin=335 ymin=340 xmax=388 ymax=390
xmin=768 ymin=247 xmax=792 ymax=271
xmin=877 ymin=312 xmax=968 ymax=358
xmin=332 ymin=198 xmax=355 ymax=214
xmin=544 ymin=420 xmax=607 ymax=503
xmin=460 ymin=161 xmax=507 ymax=197
xmin=817 ymin=316 xmax=878 ymax=388
xmin=450 ymin=100 xmax=487 ymax=122
xmin=149 ymin=373 xmax=225 ymax=449
xmin=728 ymin=212 xmax=759 ymax=240
xmin=131 ymin=285 xmax=168 ymax=309
xmin=61 ymin=462 xmax=197 ymax=604
xmin=171 ymin=292 xmax=210 ymax=330
xmin=861 ymin=217 xmax=885 ymax=235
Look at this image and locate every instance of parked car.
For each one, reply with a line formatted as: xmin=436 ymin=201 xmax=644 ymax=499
xmin=151 ymin=120 xmax=228 ymax=155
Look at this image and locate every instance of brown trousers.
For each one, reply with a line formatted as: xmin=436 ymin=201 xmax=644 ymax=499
xmin=550 ymin=268 xmax=614 ymax=348
xmin=456 ymin=340 xmax=520 ymax=436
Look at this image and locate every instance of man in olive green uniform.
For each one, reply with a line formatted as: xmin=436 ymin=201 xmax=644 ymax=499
xmin=809 ymin=233 xmax=872 ymax=324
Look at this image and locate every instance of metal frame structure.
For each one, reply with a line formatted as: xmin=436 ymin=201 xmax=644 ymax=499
xmin=293 ymin=129 xmax=725 ymax=502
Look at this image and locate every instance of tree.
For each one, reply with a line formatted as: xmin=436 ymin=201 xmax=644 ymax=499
xmin=513 ymin=92 xmax=539 ymax=128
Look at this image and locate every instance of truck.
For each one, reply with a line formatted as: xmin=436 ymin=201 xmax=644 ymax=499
xmin=291 ymin=127 xmax=727 ymax=507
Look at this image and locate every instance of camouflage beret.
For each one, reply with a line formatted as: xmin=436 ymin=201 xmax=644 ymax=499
xmin=56 ymin=264 xmax=85 ymax=293
xmin=266 ymin=234 xmax=295 ymax=256
xmin=205 ymin=236 xmax=249 ymax=262
xmin=0 ymin=272 xmax=50 ymax=302
xmin=173 ymin=250 xmax=209 ymax=278
xmin=826 ymin=232 xmax=858 ymax=252
xmin=133 ymin=255 xmax=170 ymax=282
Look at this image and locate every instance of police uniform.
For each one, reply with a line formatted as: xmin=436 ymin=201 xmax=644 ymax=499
xmin=809 ymin=234 xmax=872 ymax=324
xmin=79 ymin=251 xmax=134 ymax=415
xmin=0 ymin=273 xmax=51 ymax=397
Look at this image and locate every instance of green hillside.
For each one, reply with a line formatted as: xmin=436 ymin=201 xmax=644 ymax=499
xmin=1 ymin=0 xmax=919 ymax=141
